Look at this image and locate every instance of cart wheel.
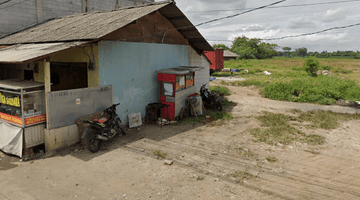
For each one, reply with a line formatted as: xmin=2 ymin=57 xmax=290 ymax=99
xmin=202 ymin=104 xmax=207 ymax=115
xmin=179 ymin=107 xmax=189 ymax=120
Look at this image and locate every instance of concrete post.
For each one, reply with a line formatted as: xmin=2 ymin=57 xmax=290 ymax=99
xmin=35 ymin=0 xmax=43 ymax=23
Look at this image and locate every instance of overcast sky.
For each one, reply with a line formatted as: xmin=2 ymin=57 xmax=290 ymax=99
xmin=157 ymin=0 xmax=360 ymax=52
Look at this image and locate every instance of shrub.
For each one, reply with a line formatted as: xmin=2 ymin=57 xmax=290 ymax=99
xmin=303 ymin=57 xmax=320 ymax=76
xmin=209 ymin=86 xmax=231 ymax=96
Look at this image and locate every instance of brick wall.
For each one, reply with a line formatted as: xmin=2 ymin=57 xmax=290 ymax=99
xmin=0 ymin=0 xmax=154 ymax=38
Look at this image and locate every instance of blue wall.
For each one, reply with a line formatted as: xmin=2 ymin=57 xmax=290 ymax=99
xmin=99 ymin=41 xmax=189 ymax=123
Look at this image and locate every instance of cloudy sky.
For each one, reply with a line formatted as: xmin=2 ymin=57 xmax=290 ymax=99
xmin=156 ymin=0 xmax=360 ymax=52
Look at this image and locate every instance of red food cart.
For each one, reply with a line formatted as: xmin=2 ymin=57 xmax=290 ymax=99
xmin=204 ymin=49 xmax=224 ymax=74
xmin=157 ymin=66 xmax=203 ymax=121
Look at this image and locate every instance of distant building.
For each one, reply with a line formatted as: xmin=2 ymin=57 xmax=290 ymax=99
xmin=0 ymin=0 xmax=154 ymax=38
xmin=223 ymin=50 xmax=239 ymax=61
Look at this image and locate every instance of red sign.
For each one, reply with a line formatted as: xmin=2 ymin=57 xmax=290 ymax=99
xmin=25 ymin=114 xmax=46 ymax=126
xmin=0 ymin=112 xmax=22 ymax=125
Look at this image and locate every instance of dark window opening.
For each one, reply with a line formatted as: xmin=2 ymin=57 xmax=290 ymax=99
xmin=50 ymin=62 xmax=88 ymax=91
xmin=24 ymin=70 xmax=34 ymax=81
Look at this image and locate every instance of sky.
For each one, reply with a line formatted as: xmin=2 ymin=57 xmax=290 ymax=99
xmin=156 ymin=0 xmax=360 ymax=52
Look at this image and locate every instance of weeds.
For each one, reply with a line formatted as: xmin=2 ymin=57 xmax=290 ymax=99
xmin=209 ymin=85 xmax=231 ymax=96
xmin=305 ymin=150 xmax=320 ymax=155
xmin=229 ymin=170 xmax=258 ymax=181
xmin=235 ymin=147 xmax=254 ymax=157
xmin=180 ymin=111 xmax=233 ymax=125
xmin=197 ymin=176 xmax=204 ymax=181
xmin=152 ymin=150 xmax=167 ymax=159
xmin=266 ymin=156 xmax=277 ymax=162
xmin=250 ymin=112 xmax=324 ymax=146
xmin=222 ymin=100 xmax=237 ymax=107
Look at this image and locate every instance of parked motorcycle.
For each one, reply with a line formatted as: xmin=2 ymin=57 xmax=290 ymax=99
xmin=200 ymin=84 xmax=223 ymax=111
xmin=81 ymin=103 xmax=126 ymax=153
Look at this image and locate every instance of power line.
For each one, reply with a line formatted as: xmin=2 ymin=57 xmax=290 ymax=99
xmin=0 ymin=0 xmax=12 ymax=6
xmin=206 ymin=22 xmax=360 ymax=42
xmin=184 ymin=0 xmax=360 ymax=13
xmin=196 ymin=0 xmax=287 ymax=27
xmin=0 ymin=0 xmax=29 ymax=10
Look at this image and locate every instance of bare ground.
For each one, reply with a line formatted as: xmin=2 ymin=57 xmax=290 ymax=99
xmin=1 ymin=85 xmax=360 ymax=200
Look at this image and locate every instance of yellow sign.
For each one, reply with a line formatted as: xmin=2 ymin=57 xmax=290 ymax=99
xmin=0 ymin=93 xmax=20 ymax=107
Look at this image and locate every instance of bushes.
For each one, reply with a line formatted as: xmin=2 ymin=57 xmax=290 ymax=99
xmin=263 ymin=76 xmax=360 ymax=105
xmin=303 ymin=57 xmax=320 ymax=76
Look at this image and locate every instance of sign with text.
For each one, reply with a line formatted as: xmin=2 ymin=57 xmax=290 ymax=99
xmin=25 ymin=114 xmax=46 ymax=126
xmin=0 ymin=93 xmax=20 ymax=107
xmin=0 ymin=112 xmax=22 ymax=125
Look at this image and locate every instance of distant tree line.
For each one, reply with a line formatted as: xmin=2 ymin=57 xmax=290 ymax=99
xmin=212 ymin=36 xmax=278 ymax=60
xmin=213 ymin=39 xmax=360 ymax=59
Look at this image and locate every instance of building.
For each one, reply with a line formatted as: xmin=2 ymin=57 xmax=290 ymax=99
xmin=223 ymin=50 xmax=239 ymax=61
xmin=0 ymin=0 xmax=154 ymax=38
xmin=0 ymin=1 xmax=213 ymax=156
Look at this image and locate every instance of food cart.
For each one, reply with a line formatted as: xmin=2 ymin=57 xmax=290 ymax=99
xmin=157 ymin=66 xmax=203 ymax=121
xmin=0 ymin=79 xmax=46 ymax=155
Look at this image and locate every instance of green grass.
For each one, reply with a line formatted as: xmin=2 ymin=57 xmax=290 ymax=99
xmin=212 ymin=72 xmax=237 ymax=77
xmin=179 ymin=111 xmax=233 ymax=124
xmin=222 ymin=100 xmax=237 ymax=107
xmin=250 ymin=112 xmax=325 ymax=146
xmin=209 ymin=85 xmax=231 ymax=96
xmin=250 ymin=110 xmax=360 ymax=146
xmin=152 ymin=150 xmax=167 ymax=159
xmin=222 ymin=58 xmax=360 ymax=105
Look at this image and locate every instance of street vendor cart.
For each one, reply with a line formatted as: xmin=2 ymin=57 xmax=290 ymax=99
xmin=0 ymin=79 xmax=46 ymax=157
xmin=157 ymin=66 xmax=204 ymax=121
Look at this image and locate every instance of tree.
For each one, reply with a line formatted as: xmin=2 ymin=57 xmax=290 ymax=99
xmin=296 ymin=47 xmax=307 ymax=57
xmin=303 ymin=57 xmax=320 ymax=76
xmin=282 ymin=47 xmax=291 ymax=52
xmin=231 ymin=36 xmax=278 ymax=59
xmin=212 ymin=44 xmax=230 ymax=50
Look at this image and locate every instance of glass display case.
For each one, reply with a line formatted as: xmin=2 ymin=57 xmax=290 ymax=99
xmin=0 ymin=79 xmax=45 ymax=127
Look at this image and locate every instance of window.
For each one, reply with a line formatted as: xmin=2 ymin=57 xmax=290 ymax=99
xmin=175 ymin=75 xmax=186 ymax=91
xmin=186 ymin=73 xmax=194 ymax=88
xmin=163 ymin=82 xmax=174 ymax=97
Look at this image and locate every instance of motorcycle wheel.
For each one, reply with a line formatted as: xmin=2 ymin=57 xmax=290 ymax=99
xmin=119 ymin=126 xmax=127 ymax=135
xmin=86 ymin=129 xmax=102 ymax=153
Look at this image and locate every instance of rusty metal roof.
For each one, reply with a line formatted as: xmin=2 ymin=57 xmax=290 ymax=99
xmin=0 ymin=42 xmax=87 ymax=63
xmin=223 ymin=50 xmax=239 ymax=58
xmin=0 ymin=1 xmax=213 ymax=52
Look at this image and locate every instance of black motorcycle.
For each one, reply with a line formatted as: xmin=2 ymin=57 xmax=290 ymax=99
xmin=200 ymin=84 xmax=223 ymax=111
xmin=81 ymin=103 xmax=126 ymax=153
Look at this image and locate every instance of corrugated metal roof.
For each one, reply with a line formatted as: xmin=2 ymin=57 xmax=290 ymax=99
xmin=157 ymin=66 xmax=203 ymax=75
xmin=223 ymin=50 xmax=239 ymax=58
xmin=0 ymin=42 xmax=87 ymax=63
xmin=0 ymin=1 xmax=213 ymax=52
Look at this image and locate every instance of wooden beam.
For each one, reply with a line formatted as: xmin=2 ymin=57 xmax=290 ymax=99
xmin=44 ymin=59 xmax=51 ymax=129
xmin=167 ymin=16 xmax=186 ymax=21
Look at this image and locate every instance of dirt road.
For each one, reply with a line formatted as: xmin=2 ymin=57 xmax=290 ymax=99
xmin=1 ymin=86 xmax=360 ymax=200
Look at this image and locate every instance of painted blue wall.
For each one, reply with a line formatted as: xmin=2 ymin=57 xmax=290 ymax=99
xmin=99 ymin=41 xmax=189 ymax=124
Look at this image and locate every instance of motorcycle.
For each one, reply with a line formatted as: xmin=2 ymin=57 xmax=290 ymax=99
xmin=200 ymin=84 xmax=223 ymax=111
xmin=81 ymin=103 xmax=126 ymax=153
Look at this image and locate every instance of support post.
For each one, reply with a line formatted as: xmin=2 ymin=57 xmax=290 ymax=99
xmin=44 ymin=59 xmax=51 ymax=128
xmin=35 ymin=0 xmax=43 ymax=23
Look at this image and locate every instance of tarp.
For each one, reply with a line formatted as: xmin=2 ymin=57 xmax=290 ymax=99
xmin=0 ymin=121 xmax=23 ymax=157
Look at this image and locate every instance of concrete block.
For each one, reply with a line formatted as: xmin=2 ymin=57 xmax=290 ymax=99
xmin=44 ymin=124 xmax=80 ymax=151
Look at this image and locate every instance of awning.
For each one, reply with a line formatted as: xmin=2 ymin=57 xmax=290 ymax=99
xmin=0 ymin=42 xmax=87 ymax=63
xmin=157 ymin=66 xmax=204 ymax=75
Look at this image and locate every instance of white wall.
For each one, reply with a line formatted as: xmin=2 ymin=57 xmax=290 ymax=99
xmin=188 ymin=46 xmax=210 ymax=91
xmin=0 ymin=0 xmax=154 ymax=38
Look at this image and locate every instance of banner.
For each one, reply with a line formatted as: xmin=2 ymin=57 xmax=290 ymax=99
xmin=25 ymin=114 xmax=46 ymax=126
xmin=0 ymin=112 xmax=22 ymax=125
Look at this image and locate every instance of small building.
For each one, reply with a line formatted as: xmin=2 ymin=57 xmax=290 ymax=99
xmin=223 ymin=50 xmax=239 ymax=61
xmin=0 ymin=1 xmax=213 ymax=156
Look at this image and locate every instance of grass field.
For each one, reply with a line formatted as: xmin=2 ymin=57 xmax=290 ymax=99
xmin=220 ymin=58 xmax=360 ymax=104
